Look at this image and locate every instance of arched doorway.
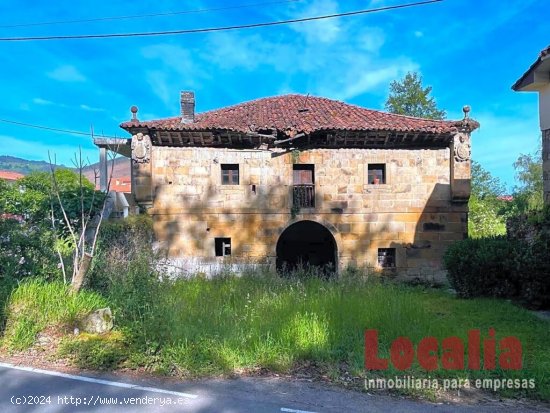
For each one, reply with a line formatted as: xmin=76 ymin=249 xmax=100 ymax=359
xmin=276 ymin=220 xmax=337 ymax=274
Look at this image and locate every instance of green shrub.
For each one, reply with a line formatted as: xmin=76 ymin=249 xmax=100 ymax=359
xmin=96 ymin=214 xmax=153 ymax=250
xmin=0 ymin=219 xmax=59 ymax=280
xmin=88 ymin=214 xmax=154 ymax=293
xmin=513 ymin=229 xmax=550 ymax=309
xmin=0 ymin=277 xmax=17 ymax=328
xmin=445 ymin=207 xmax=550 ymax=309
xmin=443 ymin=236 xmax=519 ymax=298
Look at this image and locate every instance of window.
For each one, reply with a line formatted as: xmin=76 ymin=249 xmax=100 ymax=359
xmin=423 ymin=222 xmax=445 ymax=231
xmin=378 ymin=248 xmax=396 ymax=268
xmin=215 ymin=237 xmax=231 ymax=257
xmin=293 ymin=164 xmax=315 ymax=208
xmin=368 ymin=164 xmax=386 ymax=184
xmin=221 ymin=164 xmax=239 ymax=185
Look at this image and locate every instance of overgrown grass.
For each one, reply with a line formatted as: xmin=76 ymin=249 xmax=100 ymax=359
xmin=1 ymin=279 xmax=107 ymax=350
xmin=58 ymin=331 xmax=127 ymax=370
xmin=97 ymin=266 xmax=550 ymax=401
xmin=1 ymin=270 xmax=549 ymax=401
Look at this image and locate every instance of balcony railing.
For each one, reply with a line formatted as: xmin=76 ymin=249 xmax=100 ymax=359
xmin=293 ymin=184 xmax=315 ymax=208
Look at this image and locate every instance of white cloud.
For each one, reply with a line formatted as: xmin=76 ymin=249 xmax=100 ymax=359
xmin=414 ymin=31 xmax=424 ymax=38
xmin=47 ymin=65 xmax=86 ymax=82
xmin=33 ymin=97 xmax=54 ymax=105
xmin=357 ymin=28 xmax=386 ymax=53
xmin=144 ymin=70 xmax=172 ymax=108
xmin=288 ymin=0 xmax=342 ymax=44
xmin=141 ymin=44 xmax=210 ymax=107
xmin=32 ymin=98 xmax=101 ymax=111
xmin=80 ymin=104 xmax=105 ymax=112
xmin=32 ymin=98 xmax=69 ymax=108
xmin=331 ymin=61 xmax=418 ymax=101
xmin=199 ymin=21 xmax=409 ymax=101
xmin=203 ymin=33 xmax=298 ymax=73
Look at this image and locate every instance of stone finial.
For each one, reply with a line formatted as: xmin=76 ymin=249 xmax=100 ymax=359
xmin=462 ymin=105 xmax=471 ymax=119
xmin=454 ymin=105 xmax=479 ymax=133
xmin=130 ymin=105 xmax=139 ymax=122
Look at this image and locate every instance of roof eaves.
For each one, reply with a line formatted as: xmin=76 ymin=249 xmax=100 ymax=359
xmin=512 ymin=45 xmax=550 ymax=91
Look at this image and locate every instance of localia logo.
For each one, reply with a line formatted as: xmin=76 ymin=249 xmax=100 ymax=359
xmin=364 ymin=328 xmax=522 ymax=371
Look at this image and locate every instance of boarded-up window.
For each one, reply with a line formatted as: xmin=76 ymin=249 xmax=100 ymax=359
xmin=221 ymin=164 xmax=239 ymax=185
xmin=293 ymin=164 xmax=314 ymax=184
xmin=368 ymin=164 xmax=386 ymax=184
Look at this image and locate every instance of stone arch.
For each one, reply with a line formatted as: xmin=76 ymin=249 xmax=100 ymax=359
xmin=275 ymin=219 xmax=340 ymax=274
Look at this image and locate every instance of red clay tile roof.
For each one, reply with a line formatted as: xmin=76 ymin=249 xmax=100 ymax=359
xmin=0 ymin=170 xmax=24 ymax=181
xmin=109 ymin=176 xmax=131 ymax=193
xmin=0 ymin=213 xmax=24 ymax=222
xmin=93 ymin=176 xmax=132 ymax=193
xmin=121 ymin=94 xmax=474 ymax=136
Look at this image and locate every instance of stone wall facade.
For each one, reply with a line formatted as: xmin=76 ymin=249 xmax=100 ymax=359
xmin=133 ymin=144 xmax=469 ymax=282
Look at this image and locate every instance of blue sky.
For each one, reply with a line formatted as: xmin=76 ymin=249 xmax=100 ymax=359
xmin=0 ymin=0 xmax=547 ymax=190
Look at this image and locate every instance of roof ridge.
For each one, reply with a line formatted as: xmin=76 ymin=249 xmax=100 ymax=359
xmin=121 ymin=93 xmax=474 ymax=135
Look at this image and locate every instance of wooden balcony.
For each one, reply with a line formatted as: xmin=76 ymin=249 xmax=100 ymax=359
xmin=293 ymin=184 xmax=315 ymax=208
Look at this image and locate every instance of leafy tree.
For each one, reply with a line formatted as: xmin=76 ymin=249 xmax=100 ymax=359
xmin=468 ymin=161 xmax=507 ymax=238
xmin=0 ymin=219 xmax=58 ymax=279
xmin=512 ymin=148 xmax=543 ymax=212
xmin=385 ymin=72 xmax=446 ymax=120
xmin=0 ymin=170 xmax=102 ymax=231
xmin=0 ymin=169 xmax=105 ymax=283
xmin=468 ymin=196 xmax=507 ymax=238
xmin=471 ymin=161 xmax=505 ymax=200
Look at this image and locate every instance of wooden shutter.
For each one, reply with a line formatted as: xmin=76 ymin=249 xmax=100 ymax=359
xmin=293 ymin=168 xmax=313 ymax=184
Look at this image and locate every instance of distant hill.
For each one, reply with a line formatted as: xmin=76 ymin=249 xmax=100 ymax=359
xmin=81 ymin=157 xmax=131 ymax=184
xmin=0 ymin=155 xmax=131 ymax=183
xmin=0 ymin=155 xmax=56 ymax=174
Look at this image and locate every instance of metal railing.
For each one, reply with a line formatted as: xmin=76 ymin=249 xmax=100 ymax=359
xmin=293 ymin=184 xmax=315 ymax=208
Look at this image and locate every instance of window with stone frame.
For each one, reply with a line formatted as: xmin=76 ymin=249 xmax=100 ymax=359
xmin=377 ymin=248 xmax=396 ymax=268
xmin=368 ymin=164 xmax=386 ymax=184
xmin=221 ymin=164 xmax=239 ymax=185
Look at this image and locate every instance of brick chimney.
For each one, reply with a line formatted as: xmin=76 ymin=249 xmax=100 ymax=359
xmin=180 ymin=91 xmax=195 ymax=123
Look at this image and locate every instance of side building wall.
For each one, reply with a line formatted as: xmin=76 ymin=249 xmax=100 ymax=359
xmin=544 ymin=129 xmax=550 ymax=205
xmin=134 ymin=146 xmax=468 ymax=282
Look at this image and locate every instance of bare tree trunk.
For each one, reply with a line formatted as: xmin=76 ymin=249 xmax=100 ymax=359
xmin=48 ymin=140 xmax=120 ymax=293
xmin=71 ymin=252 xmax=92 ymax=293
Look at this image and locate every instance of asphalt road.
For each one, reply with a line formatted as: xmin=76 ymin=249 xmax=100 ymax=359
xmin=0 ymin=363 xmax=549 ymax=412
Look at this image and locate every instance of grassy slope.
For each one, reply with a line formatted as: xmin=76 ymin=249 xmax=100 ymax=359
xmin=1 ymin=280 xmax=107 ymax=350
xmin=1 ymin=275 xmax=548 ymax=400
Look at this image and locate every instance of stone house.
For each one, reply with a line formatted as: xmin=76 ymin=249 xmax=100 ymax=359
xmin=96 ymin=92 xmax=479 ymax=281
xmin=513 ymin=45 xmax=550 ymax=205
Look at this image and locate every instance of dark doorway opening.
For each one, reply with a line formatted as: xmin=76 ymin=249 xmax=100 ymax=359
xmin=276 ymin=220 xmax=337 ymax=275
